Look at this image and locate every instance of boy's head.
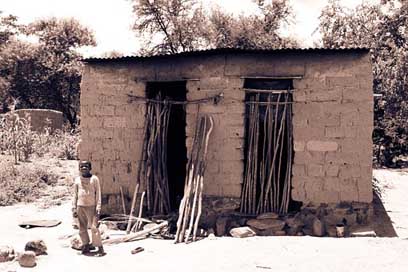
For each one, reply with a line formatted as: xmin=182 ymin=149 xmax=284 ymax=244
xmin=79 ymin=161 xmax=92 ymax=176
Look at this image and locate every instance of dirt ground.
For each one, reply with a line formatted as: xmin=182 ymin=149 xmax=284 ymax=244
xmin=1 ymin=165 xmax=408 ymax=272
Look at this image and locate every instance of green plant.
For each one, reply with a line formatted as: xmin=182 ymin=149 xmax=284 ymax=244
xmin=0 ymin=162 xmax=58 ymax=206
xmin=0 ymin=112 xmax=36 ymax=164
xmin=48 ymin=128 xmax=80 ymax=160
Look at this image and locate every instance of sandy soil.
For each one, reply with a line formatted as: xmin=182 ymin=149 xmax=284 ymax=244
xmin=0 ymin=168 xmax=407 ymax=272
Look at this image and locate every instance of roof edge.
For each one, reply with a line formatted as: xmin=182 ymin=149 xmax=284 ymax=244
xmin=82 ymin=47 xmax=371 ymax=63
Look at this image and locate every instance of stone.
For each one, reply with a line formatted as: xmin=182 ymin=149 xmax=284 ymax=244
xmin=70 ymin=235 xmax=82 ymax=250
xmin=312 ymin=218 xmax=325 ymax=237
xmin=246 ymin=219 xmax=285 ymax=231
xmin=303 ymin=227 xmax=313 ymax=236
xmin=229 ymin=227 xmax=256 ymax=238
xmin=286 ymin=227 xmax=299 ymax=236
xmin=18 ymin=251 xmax=36 ymax=268
xmin=256 ymin=212 xmax=279 ymax=220
xmin=0 ymin=246 xmax=15 ymax=262
xmin=326 ymin=226 xmax=338 ymax=237
xmin=25 ymin=240 xmax=47 ymax=256
xmin=215 ymin=217 xmax=229 ymax=236
xmin=274 ymin=230 xmax=286 ymax=236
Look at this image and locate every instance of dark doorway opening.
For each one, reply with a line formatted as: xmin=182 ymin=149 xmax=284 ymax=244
xmin=241 ymin=79 xmax=300 ymax=215
xmin=146 ymin=81 xmax=187 ymax=212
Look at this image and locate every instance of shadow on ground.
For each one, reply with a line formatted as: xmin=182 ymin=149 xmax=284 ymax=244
xmin=372 ymin=191 xmax=398 ymax=237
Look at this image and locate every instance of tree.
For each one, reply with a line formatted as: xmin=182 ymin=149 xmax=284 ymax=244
xmin=132 ymin=0 xmax=209 ymax=55
xmin=209 ymin=0 xmax=296 ymax=49
xmin=0 ymin=16 xmax=96 ymax=127
xmin=319 ymin=0 xmax=408 ymax=167
xmin=131 ymin=0 xmax=297 ymax=55
xmin=0 ymin=13 xmax=20 ymax=46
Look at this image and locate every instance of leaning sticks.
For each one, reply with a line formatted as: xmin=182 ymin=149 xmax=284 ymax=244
xmin=240 ymin=92 xmax=293 ymax=215
xmin=143 ymin=97 xmax=172 ymax=215
xmin=175 ymin=115 xmax=214 ymax=243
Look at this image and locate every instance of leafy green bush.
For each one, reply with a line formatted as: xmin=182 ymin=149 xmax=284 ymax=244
xmin=0 ymin=162 xmax=58 ymax=206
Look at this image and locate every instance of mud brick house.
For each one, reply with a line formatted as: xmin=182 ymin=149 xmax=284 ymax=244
xmin=80 ymin=48 xmax=373 ymax=230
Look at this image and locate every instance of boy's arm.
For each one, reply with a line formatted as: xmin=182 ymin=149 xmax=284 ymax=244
xmin=94 ymin=176 xmax=102 ymax=214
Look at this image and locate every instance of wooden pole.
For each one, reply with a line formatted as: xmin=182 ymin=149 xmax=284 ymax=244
xmin=126 ymin=183 xmax=139 ymax=234
xmin=120 ymin=186 xmax=126 ymax=215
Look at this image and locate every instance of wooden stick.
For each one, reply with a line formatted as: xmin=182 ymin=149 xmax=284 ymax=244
xmin=120 ymin=186 xmax=126 ymax=215
xmin=174 ymin=166 xmax=194 ymax=243
xmin=193 ymin=175 xmax=204 ymax=241
xmin=126 ymin=183 xmax=139 ymax=234
xmin=134 ymin=191 xmax=146 ymax=232
xmin=104 ymin=221 xmax=168 ymax=245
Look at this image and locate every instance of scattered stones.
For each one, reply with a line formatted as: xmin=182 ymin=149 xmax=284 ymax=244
xmin=312 ymin=218 xmax=325 ymax=237
xmin=0 ymin=246 xmax=15 ymax=262
xmin=229 ymin=227 xmax=256 ymax=238
xmin=246 ymin=219 xmax=285 ymax=231
xmin=25 ymin=240 xmax=47 ymax=256
xmin=18 ymin=251 xmax=36 ymax=268
xmin=274 ymin=230 xmax=286 ymax=236
xmin=256 ymin=212 xmax=279 ymax=220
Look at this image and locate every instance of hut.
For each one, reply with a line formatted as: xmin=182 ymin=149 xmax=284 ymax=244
xmin=80 ymin=48 xmax=373 ymax=233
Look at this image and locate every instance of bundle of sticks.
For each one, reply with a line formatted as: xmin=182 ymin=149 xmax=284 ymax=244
xmin=240 ymin=92 xmax=293 ymax=215
xmin=174 ymin=115 xmax=214 ymax=243
xmin=143 ymin=98 xmax=172 ymax=215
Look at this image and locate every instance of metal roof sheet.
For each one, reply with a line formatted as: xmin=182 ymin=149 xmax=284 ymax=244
xmin=82 ymin=47 xmax=371 ymax=62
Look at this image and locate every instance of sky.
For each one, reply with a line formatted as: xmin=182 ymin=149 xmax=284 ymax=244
xmin=0 ymin=0 xmax=370 ymax=57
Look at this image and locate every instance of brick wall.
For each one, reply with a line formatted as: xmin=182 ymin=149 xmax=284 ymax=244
xmin=80 ymin=50 xmax=373 ymax=213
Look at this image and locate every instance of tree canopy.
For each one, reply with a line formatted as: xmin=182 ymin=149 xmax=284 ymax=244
xmin=0 ymin=15 xmax=96 ymax=127
xmin=131 ymin=0 xmax=297 ymax=55
xmin=319 ymin=0 xmax=408 ymax=166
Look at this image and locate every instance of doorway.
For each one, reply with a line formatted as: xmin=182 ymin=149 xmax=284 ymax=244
xmin=241 ymin=78 xmax=297 ymax=215
xmin=145 ymin=81 xmax=187 ymax=214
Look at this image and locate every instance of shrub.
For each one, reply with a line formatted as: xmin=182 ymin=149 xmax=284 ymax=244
xmin=0 ymin=162 xmax=58 ymax=206
xmin=49 ymin=128 xmax=80 ymax=160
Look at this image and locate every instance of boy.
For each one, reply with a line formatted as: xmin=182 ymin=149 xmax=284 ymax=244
xmin=72 ymin=161 xmax=105 ymax=256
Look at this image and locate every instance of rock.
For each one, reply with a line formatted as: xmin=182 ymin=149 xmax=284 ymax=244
xmin=302 ymin=227 xmax=313 ymax=236
xmin=212 ymin=198 xmax=240 ymax=213
xmin=229 ymin=227 xmax=256 ymax=238
xmin=70 ymin=235 xmax=82 ymax=250
xmin=356 ymin=210 xmax=368 ymax=225
xmin=256 ymin=212 xmax=279 ymax=220
xmin=286 ymin=227 xmax=299 ymax=236
xmin=247 ymin=219 xmax=285 ymax=231
xmin=18 ymin=251 xmax=36 ymax=268
xmin=0 ymin=246 xmax=15 ymax=262
xmin=312 ymin=218 xmax=325 ymax=237
xmin=326 ymin=226 xmax=337 ymax=237
xmin=215 ymin=217 xmax=229 ymax=236
xmin=274 ymin=230 xmax=286 ymax=236
xmin=255 ymin=228 xmax=275 ymax=236
xmin=303 ymin=214 xmax=317 ymax=229
xmin=25 ymin=240 xmax=47 ymax=256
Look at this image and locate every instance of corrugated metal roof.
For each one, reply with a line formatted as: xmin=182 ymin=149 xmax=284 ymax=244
xmin=82 ymin=47 xmax=371 ymax=62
